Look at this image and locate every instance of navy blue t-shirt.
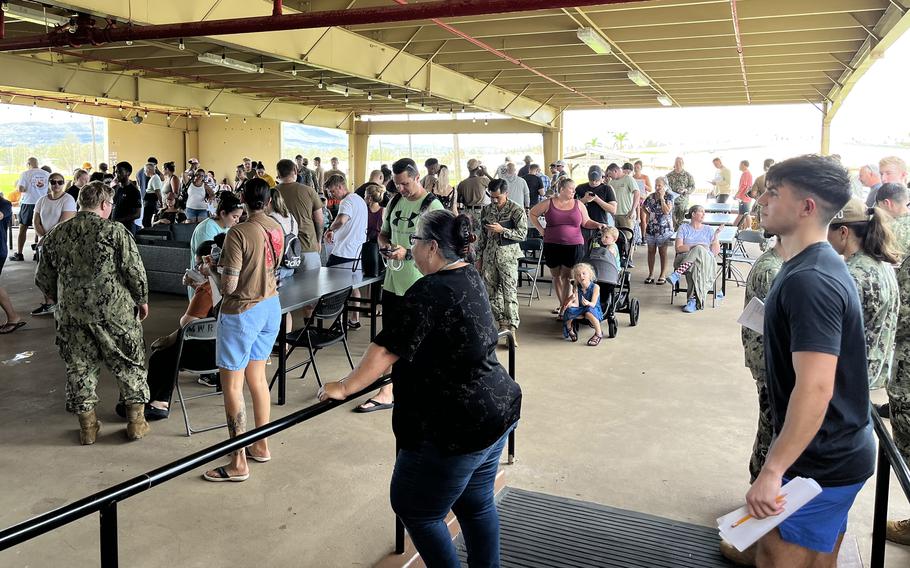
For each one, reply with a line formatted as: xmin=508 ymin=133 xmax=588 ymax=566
xmin=763 ymin=242 xmax=875 ymax=486
xmin=0 ymin=196 xmax=11 ymax=259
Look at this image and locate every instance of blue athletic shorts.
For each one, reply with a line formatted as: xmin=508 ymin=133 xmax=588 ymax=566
xmin=777 ymin=478 xmax=865 ymax=553
xmin=216 ymin=295 xmax=281 ymax=371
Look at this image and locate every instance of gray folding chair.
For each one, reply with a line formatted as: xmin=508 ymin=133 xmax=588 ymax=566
xmin=171 ymin=317 xmax=225 ymax=437
xmin=727 ymin=229 xmax=766 ymax=286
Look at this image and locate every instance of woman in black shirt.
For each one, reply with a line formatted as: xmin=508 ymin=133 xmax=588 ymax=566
xmin=319 ymin=210 xmax=521 ymax=567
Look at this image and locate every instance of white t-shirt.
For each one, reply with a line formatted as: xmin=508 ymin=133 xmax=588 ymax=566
xmin=331 ymin=193 xmax=368 ymax=260
xmin=186 ymin=183 xmax=208 ymax=210
xmin=34 ymin=192 xmax=77 ymax=232
xmin=18 ymin=168 xmax=50 ymax=205
xmin=147 ymin=174 xmax=164 ymax=200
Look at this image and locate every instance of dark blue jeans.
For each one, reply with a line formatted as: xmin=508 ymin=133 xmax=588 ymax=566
xmin=390 ymin=429 xmax=511 ymax=568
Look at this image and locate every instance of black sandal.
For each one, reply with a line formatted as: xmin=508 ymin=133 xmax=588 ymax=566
xmin=587 ymin=334 xmax=603 ymax=347
xmin=0 ymin=321 xmax=26 ymax=334
xmin=644 ymin=278 xmax=655 ymax=284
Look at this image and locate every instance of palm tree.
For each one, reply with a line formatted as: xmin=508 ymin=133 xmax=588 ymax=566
xmin=589 ymin=137 xmax=600 ymax=148
xmin=613 ymin=132 xmax=628 ymax=151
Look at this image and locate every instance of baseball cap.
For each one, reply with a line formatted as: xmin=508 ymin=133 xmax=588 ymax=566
xmin=188 ymin=158 xmax=199 ymax=164
xmin=555 ymin=160 xmax=566 ymax=167
xmin=81 ymin=162 xmax=92 ymax=170
xmin=833 ymin=198 xmax=874 ymax=224
xmin=523 ymin=155 xmax=532 ymax=161
xmin=588 ymin=165 xmax=604 ymax=182
xmin=467 ymin=158 xmax=480 ymax=170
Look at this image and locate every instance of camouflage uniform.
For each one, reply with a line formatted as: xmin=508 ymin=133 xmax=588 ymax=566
xmin=890 ymin=259 xmax=910 ymax=462
xmin=35 ymin=211 xmax=149 ymax=414
xmin=889 ymin=214 xmax=910 ymax=261
xmin=846 ymin=252 xmax=899 ymax=390
xmin=666 ymin=169 xmax=695 ymax=229
xmin=742 ymin=248 xmax=783 ymax=481
xmin=477 ymin=200 xmax=528 ymax=330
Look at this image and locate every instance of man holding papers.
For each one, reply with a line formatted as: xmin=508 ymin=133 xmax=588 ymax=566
xmin=737 ymin=155 xmax=876 ymax=566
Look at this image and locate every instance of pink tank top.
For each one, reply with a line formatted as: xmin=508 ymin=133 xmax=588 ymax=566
xmin=543 ymin=199 xmax=584 ymax=245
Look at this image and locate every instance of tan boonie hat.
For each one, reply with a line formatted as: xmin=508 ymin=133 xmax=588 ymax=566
xmin=833 ymin=198 xmax=874 ymax=224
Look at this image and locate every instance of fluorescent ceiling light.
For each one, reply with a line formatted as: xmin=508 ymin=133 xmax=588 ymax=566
xmin=4 ymin=5 xmax=69 ymax=26
xmin=657 ymin=95 xmax=672 ymax=107
xmin=576 ymin=28 xmax=611 ymax=55
xmin=325 ymin=84 xmax=366 ymax=97
xmin=627 ymin=70 xmax=650 ymax=87
xmin=197 ymin=52 xmax=258 ymax=74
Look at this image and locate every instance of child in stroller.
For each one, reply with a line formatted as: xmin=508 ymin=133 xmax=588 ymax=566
xmin=561 ymin=263 xmax=604 ymax=346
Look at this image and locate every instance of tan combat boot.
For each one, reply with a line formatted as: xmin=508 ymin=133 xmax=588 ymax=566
xmin=719 ymin=540 xmax=756 ymax=566
xmin=77 ymin=410 xmax=101 ymax=445
xmin=886 ymin=518 xmax=910 ymax=545
xmin=125 ymin=404 xmax=150 ymax=440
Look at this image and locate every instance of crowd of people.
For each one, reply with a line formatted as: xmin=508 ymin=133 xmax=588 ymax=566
xmin=3 ymin=147 xmax=910 ymax=567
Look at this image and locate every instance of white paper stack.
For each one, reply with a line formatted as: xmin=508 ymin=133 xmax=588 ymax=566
xmin=717 ymin=477 xmax=823 ymax=552
xmin=737 ymin=297 xmax=765 ymax=335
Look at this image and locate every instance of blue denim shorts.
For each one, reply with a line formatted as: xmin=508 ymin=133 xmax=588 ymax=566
xmin=186 ymin=207 xmax=209 ymax=222
xmin=777 ymin=478 xmax=865 ymax=553
xmin=216 ymin=295 xmax=281 ymax=371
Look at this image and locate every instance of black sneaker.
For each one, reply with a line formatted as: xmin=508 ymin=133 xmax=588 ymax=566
xmin=30 ymin=303 xmax=57 ymax=316
xmin=10 ymin=253 xmax=24 ymax=261
xmin=876 ymin=403 xmax=891 ymax=419
xmin=197 ymin=374 xmax=219 ymax=388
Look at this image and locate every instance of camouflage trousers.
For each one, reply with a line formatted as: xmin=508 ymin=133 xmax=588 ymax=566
xmin=672 ymin=195 xmax=689 ymax=229
xmin=748 ymin=367 xmax=774 ymax=483
xmin=888 ymin=359 xmax=910 ymax=463
xmin=57 ymin=318 xmax=149 ymax=414
xmin=482 ymin=250 xmax=520 ymax=329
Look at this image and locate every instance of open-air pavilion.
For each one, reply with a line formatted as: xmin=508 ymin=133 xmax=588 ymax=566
xmin=0 ymin=1 xmax=909 ymax=566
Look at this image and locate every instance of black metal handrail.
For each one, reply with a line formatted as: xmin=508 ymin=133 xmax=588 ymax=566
xmin=870 ymin=404 xmax=910 ymax=568
xmin=0 ymin=376 xmax=392 ymax=566
xmin=2 ymin=330 xmax=520 ymax=565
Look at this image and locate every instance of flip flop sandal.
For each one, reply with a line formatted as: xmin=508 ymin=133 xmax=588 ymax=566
xmin=245 ymin=448 xmax=272 ymax=463
xmin=587 ymin=334 xmax=603 ymax=347
xmin=551 ymin=307 xmax=561 ymax=314
xmin=565 ymin=328 xmax=578 ymax=342
xmin=202 ymin=466 xmax=249 ymax=483
xmin=644 ymin=278 xmax=655 ymax=284
xmin=0 ymin=321 xmax=26 ymax=334
xmin=353 ymin=398 xmax=394 ymax=413
xmin=656 ymin=278 xmax=666 ymax=285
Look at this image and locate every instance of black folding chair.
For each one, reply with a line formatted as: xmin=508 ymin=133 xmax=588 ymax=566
xmin=271 ymin=286 xmax=355 ymax=391
xmin=517 ymin=238 xmax=544 ymax=306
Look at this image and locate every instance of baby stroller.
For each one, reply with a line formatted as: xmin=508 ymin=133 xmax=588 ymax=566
xmin=585 ymin=227 xmax=641 ymax=338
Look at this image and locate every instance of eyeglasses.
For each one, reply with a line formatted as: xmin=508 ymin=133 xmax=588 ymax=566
xmin=408 ymin=234 xmax=429 ymax=245
xmin=49 ymin=179 xmax=65 ymax=186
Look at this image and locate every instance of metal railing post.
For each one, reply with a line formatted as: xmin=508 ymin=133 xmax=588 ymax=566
xmin=99 ymin=501 xmax=118 ymax=568
xmin=394 ymin=441 xmax=405 ymax=554
xmin=504 ymin=330 xmax=516 ymax=465
xmin=870 ymin=443 xmax=891 ymax=568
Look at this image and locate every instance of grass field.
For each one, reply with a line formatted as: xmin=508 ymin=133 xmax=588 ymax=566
xmin=0 ymin=174 xmax=21 ymax=201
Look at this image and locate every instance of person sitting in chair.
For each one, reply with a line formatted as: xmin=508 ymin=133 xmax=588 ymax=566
xmin=562 ymin=263 xmax=604 ymax=346
xmin=116 ymin=236 xmax=223 ymax=420
xmin=668 ymin=205 xmax=723 ymax=313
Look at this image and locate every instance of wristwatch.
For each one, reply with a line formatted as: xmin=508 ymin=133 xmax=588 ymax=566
xmin=404 ymin=249 xmax=413 ymax=261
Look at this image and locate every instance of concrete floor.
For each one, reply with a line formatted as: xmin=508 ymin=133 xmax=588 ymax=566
xmin=1 ymin=235 xmax=909 ymax=567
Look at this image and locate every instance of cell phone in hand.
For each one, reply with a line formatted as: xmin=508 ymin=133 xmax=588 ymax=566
xmin=379 ymin=247 xmax=393 ymax=257
xmin=185 ymin=268 xmax=206 ymax=284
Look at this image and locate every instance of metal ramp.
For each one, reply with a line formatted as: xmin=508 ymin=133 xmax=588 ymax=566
xmin=457 ymin=487 xmax=735 ymax=568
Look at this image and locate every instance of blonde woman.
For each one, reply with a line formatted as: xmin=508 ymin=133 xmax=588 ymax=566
xmin=428 ymin=165 xmax=458 ymax=213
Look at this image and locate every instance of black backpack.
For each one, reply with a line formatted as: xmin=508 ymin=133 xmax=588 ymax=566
xmin=281 ymin=232 xmax=302 ymax=269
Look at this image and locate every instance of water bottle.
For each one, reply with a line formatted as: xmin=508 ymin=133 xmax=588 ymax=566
xmin=210 ymin=244 xmax=221 ymax=263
